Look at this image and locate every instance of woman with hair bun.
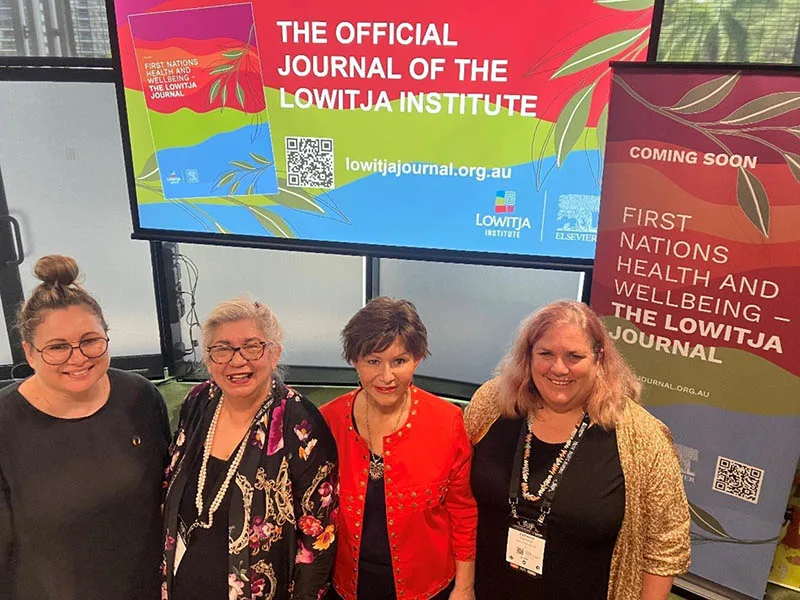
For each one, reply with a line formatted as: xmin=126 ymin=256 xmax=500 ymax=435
xmin=0 ymin=255 xmax=171 ymax=600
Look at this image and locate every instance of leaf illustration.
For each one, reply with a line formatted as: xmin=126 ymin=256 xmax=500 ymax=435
xmin=668 ymin=73 xmax=739 ymax=115
xmin=136 ymin=153 xmax=160 ymax=181
xmin=720 ymin=92 xmax=800 ymax=125
xmin=554 ymin=84 xmax=596 ymax=167
xmin=221 ymin=86 xmax=228 ymax=107
xmin=229 ymin=180 xmax=240 ymax=195
xmin=230 ymin=160 xmax=255 ymax=170
xmin=272 ymin=182 xmax=325 ymax=214
xmin=784 ymin=152 xmax=800 ymax=183
xmin=236 ymin=82 xmax=246 ymax=108
xmin=209 ymin=79 xmax=221 ymax=104
xmin=246 ymin=181 xmax=256 ymax=195
xmin=736 ymin=168 xmax=770 ymax=238
xmin=249 ymin=152 xmax=272 ymax=166
xmin=594 ymin=0 xmax=653 ymax=10
xmin=248 ymin=206 xmax=296 ymax=238
xmin=789 ymin=126 xmax=800 ymax=140
xmin=552 ymin=28 xmax=648 ymax=79
xmin=214 ymin=171 xmax=237 ymax=189
xmin=596 ymin=104 xmax=609 ymax=156
xmin=209 ymin=64 xmax=234 ymax=75
xmin=689 ymin=502 xmax=730 ymax=538
xmin=222 ymin=49 xmax=245 ymax=59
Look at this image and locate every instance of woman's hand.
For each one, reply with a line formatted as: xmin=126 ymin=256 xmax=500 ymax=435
xmin=448 ymin=585 xmax=475 ymax=600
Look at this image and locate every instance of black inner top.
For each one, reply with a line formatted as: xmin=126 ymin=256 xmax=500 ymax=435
xmin=471 ymin=416 xmax=625 ymax=600
xmin=173 ymin=454 xmax=232 ymax=600
xmin=353 ymin=404 xmax=396 ymax=600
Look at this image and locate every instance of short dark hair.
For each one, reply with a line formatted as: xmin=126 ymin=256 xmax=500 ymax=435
xmin=341 ymin=297 xmax=430 ymax=363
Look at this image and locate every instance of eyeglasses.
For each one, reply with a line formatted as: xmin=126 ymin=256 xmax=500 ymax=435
xmin=33 ymin=337 xmax=110 ymax=365
xmin=206 ymin=341 xmax=271 ymax=364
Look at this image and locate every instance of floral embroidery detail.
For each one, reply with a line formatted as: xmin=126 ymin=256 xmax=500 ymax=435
xmin=294 ymin=419 xmax=311 ymax=441
xmin=296 ymin=540 xmax=314 ymax=564
xmin=175 ymin=430 xmax=186 ymax=447
xmin=267 ymin=400 xmax=285 ymax=456
xmin=250 ymin=574 xmax=266 ymax=598
xmin=248 ymin=516 xmax=282 ymax=555
xmin=299 ymin=438 xmax=318 ymax=461
xmin=161 ymin=582 xmax=168 ymax=600
xmin=164 ymin=530 xmax=175 ymax=552
xmin=228 ymin=572 xmax=245 ymax=600
xmin=318 ymin=481 xmax=334 ymax=507
xmin=251 ymin=427 xmax=266 ymax=450
xmin=312 ymin=524 xmax=336 ymax=551
xmin=298 ymin=515 xmax=324 ymax=537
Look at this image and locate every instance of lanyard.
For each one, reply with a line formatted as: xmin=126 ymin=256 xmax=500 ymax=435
xmin=508 ymin=412 xmax=591 ymax=528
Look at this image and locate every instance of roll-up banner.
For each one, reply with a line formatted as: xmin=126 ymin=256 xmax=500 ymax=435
xmin=590 ymin=63 xmax=800 ymax=599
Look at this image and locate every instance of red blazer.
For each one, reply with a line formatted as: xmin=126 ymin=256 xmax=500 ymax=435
xmin=320 ymin=385 xmax=477 ymax=600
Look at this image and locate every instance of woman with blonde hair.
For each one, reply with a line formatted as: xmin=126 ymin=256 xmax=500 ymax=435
xmin=465 ymin=300 xmax=690 ymax=600
xmin=160 ymin=296 xmax=338 ymax=600
xmin=0 ymin=255 xmax=170 ymax=600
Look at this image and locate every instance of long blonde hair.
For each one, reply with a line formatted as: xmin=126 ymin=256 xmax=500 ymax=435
xmin=495 ymin=301 xmax=640 ymax=429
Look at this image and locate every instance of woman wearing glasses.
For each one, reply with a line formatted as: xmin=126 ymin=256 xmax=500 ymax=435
xmin=0 ymin=254 xmax=171 ymax=600
xmin=160 ymin=296 xmax=338 ymax=600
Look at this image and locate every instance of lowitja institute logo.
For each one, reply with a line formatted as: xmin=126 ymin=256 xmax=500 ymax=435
xmin=494 ymin=190 xmax=516 ymax=213
xmin=555 ymin=194 xmax=599 ymax=242
xmin=475 ymin=191 xmax=531 ymax=239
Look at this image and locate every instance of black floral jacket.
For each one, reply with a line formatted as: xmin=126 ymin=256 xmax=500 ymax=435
xmin=161 ymin=379 xmax=339 ymax=600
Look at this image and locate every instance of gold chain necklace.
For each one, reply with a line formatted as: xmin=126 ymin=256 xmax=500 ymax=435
xmin=364 ymin=389 xmax=409 ymax=480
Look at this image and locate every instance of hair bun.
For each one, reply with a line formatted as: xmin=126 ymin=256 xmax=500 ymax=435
xmin=34 ymin=255 xmax=80 ymax=287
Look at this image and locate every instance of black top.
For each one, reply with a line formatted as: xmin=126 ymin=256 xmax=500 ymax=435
xmin=0 ymin=369 xmax=171 ymax=600
xmin=350 ymin=402 xmax=395 ymax=600
xmin=471 ymin=416 xmax=625 ymax=600
xmin=173 ymin=455 xmax=232 ymax=600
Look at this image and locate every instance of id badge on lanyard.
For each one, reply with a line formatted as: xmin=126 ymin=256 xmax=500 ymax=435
xmin=506 ymin=519 xmax=546 ymax=577
xmin=505 ymin=412 xmax=590 ymax=579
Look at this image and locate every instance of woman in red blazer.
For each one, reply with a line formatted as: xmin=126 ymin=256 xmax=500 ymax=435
xmin=321 ymin=297 xmax=477 ymax=600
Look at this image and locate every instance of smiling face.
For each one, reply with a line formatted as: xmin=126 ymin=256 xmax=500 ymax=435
xmin=204 ymin=319 xmax=281 ymax=407
xmin=530 ymin=323 xmax=599 ymax=414
xmin=352 ymin=338 xmax=420 ymax=410
xmin=22 ymin=305 xmax=110 ymax=397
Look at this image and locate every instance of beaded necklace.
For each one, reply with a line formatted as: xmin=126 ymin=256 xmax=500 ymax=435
xmin=520 ymin=413 xmax=586 ymax=503
xmin=187 ymin=386 xmax=273 ymax=541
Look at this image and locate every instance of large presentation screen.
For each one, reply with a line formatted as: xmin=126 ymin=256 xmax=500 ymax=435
xmin=110 ymin=0 xmax=653 ymax=262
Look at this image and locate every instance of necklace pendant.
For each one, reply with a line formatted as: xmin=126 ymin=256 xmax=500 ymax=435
xmin=369 ymin=456 xmax=384 ymax=480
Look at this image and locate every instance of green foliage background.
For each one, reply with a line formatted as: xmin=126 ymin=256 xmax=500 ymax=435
xmin=658 ymin=0 xmax=800 ymax=63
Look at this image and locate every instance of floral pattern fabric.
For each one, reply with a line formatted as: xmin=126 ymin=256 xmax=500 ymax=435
xmin=161 ymin=379 xmax=339 ymax=600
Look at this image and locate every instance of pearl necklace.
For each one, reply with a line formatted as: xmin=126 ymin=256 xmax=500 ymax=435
xmin=364 ymin=388 xmax=409 ymax=481
xmin=187 ymin=394 xmax=254 ymax=541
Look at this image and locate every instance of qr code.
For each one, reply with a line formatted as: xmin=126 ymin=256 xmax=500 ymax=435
xmin=285 ymin=136 xmax=334 ymax=189
xmin=713 ymin=456 xmax=764 ymax=504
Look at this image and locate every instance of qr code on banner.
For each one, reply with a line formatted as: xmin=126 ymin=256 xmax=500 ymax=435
xmin=285 ymin=136 xmax=335 ymax=189
xmin=713 ymin=456 xmax=764 ymax=504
